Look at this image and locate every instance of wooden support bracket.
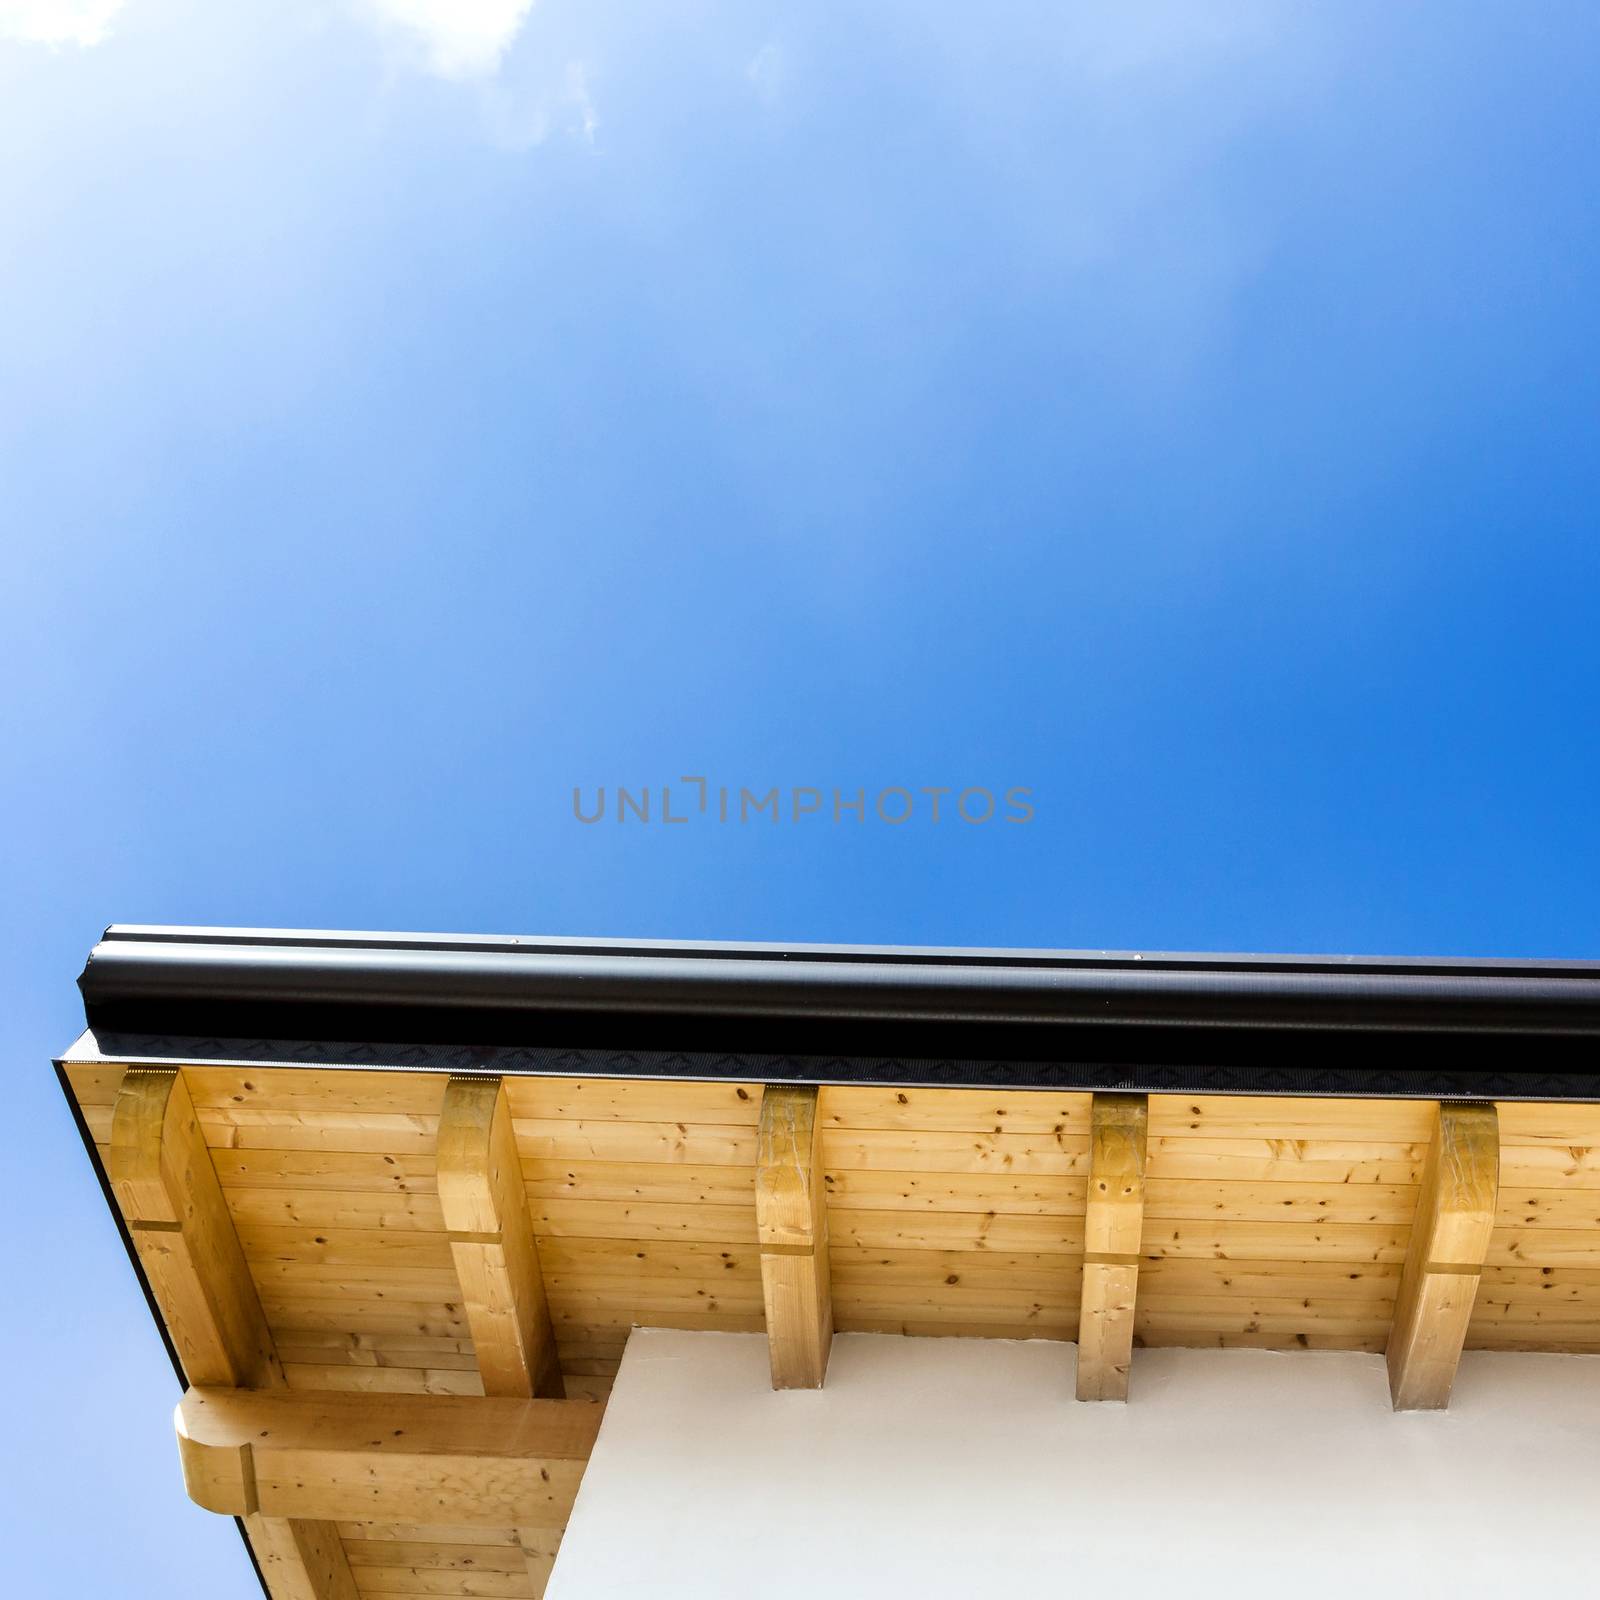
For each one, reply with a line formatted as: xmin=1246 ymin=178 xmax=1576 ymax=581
xmin=1077 ymin=1092 xmax=1148 ymax=1401
xmin=437 ymin=1074 xmax=564 ymax=1399
xmin=177 ymin=1387 xmax=602 ymax=1527
xmin=756 ymin=1084 xmax=833 ymax=1389
xmin=1387 ymin=1101 xmax=1499 ymax=1410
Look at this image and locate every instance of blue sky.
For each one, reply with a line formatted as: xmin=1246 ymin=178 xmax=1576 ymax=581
xmin=2 ymin=1 xmax=1598 ymax=1590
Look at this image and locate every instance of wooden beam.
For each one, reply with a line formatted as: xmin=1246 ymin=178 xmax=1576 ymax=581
xmin=756 ymin=1084 xmax=833 ymax=1388
xmin=437 ymin=1075 xmax=564 ymax=1399
xmin=177 ymin=1388 xmax=603 ymax=1526
xmin=1077 ymin=1092 xmax=1148 ymax=1401
xmin=244 ymin=1516 xmax=360 ymax=1600
xmin=109 ymin=1067 xmax=283 ymax=1389
xmin=1387 ymin=1101 xmax=1499 ymax=1410
xmin=108 ymin=1068 xmax=357 ymax=1600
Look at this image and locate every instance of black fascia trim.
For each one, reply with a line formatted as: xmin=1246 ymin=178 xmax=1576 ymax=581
xmin=79 ymin=927 xmax=1600 ymax=1036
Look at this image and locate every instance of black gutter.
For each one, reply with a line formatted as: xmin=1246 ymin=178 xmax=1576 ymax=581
xmin=73 ymin=925 xmax=1600 ymax=1098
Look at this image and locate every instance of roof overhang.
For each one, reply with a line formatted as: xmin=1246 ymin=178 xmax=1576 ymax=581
xmin=56 ymin=925 xmax=1600 ymax=1599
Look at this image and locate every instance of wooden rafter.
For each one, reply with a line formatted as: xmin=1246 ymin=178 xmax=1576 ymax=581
xmin=108 ymin=1068 xmax=358 ymax=1600
xmin=246 ymin=1518 xmax=362 ymax=1600
xmin=177 ymin=1388 xmax=603 ymax=1526
xmin=1077 ymin=1092 xmax=1148 ymax=1401
xmin=109 ymin=1067 xmax=282 ymax=1389
xmin=1387 ymin=1101 xmax=1499 ymax=1410
xmin=437 ymin=1074 xmax=564 ymax=1399
xmin=756 ymin=1084 xmax=833 ymax=1388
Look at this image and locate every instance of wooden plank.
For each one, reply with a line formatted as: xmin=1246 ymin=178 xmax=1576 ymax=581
xmin=338 ymin=1526 xmax=525 ymax=1548
xmin=240 ymin=1225 xmax=455 ymax=1270
xmin=213 ymin=1149 xmax=439 ymax=1193
xmin=834 ymin=1282 xmax=1076 ymax=1321
xmin=819 ymin=1127 xmax=1089 ymax=1175
xmin=184 ymin=1066 xmax=447 ymax=1114
xmin=273 ymin=1332 xmax=479 ymax=1367
xmin=536 ymin=1237 xmax=757 ymax=1276
xmin=1496 ymin=1144 xmax=1600 ymax=1187
xmin=340 ymin=1520 xmax=564 ymax=1597
xmin=512 ymin=1119 xmax=757 ymax=1167
xmin=250 ymin=1262 xmax=463 ymax=1300
xmin=1138 ymin=1306 xmax=1395 ymax=1340
xmin=1475 ymin=1263 xmax=1600 ymax=1293
xmin=63 ymin=1059 xmax=128 ymax=1104
xmin=549 ymin=1305 xmax=766 ymax=1336
xmin=838 ymin=1315 xmax=1071 ymax=1341
xmin=542 ymin=1275 xmax=765 ymax=1319
xmin=1139 ymin=1290 xmax=1398 ymax=1317
xmin=1148 ymin=1095 xmax=1434 ymax=1142
xmin=348 ymin=1563 xmax=534 ymax=1596
xmin=1138 ymin=1259 xmax=1399 ymax=1302
xmin=1144 ymin=1178 xmax=1418 ymax=1225
xmin=1470 ymin=1300 xmax=1600 ymax=1327
xmin=827 ymin=1208 xmax=1084 ymax=1255
xmin=1077 ymin=1093 xmax=1148 ymax=1401
xmin=1137 ymin=1325 xmax=1387 ymax=1352
xmin=1486 ymin=1227 xmax=1600 ymax=1269
xmin=1493 ymin=1102 xmax=1600 ymax=1144
xmin=344 ymin=1541 xmax=530 ymax=1572
xmin=259 ymin=1297 xmax=473 ymax=1338
xmin=822 ymin=1086 xmax=1092 ymax=1134
xmin=283 ymin=1363 xmax=486 ymax=1397
xmin=840 ymin=1311 xmax=1072 ymax=1337
xmin=536 ymin=1266 xmax=769 ymax=1322
xmin=1146 ymin=1137 xmax=1426 ymax=1186
xmin=199 ymin=1109 xmax=442 ymax=1155
xmin=756 ymin=1084 xmax=833 ymax=1388
xmin=176 ymin=1388 xmax=601 ymax=1525
xmin=1468 ymin=1328 xmax=1600 ymax=1352
xmin=438 ymin=1076 xmax=563 ymax=1399
xmin=1494 ymin=1189 xmax=1600 ymax=1229
xmin=503 ymin=1076 xmax=762 ymax=1126
xmin=820 ymin=1168 xmax=1083 ymax=1215
xmin=531 ymin=1198 xmax=757 ymax=1244
xmin=226 ymin=1188 xmax=447 ymax=1232
xmin=107 ymin=1068 xmax=357 ymax=1600
xmin=1140 ymin=1219 xmax=1411 ymax=1263
xmin=524 ymin=1159 xmax=756 ymax=1205
xmin=1387 ymin=1102 xmax=1499 ymax=1410
xmin=829 ymin=1246 xmax=1078 ymax=1289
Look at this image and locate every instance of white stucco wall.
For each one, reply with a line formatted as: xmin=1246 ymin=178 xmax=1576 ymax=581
xmin=548 ymin=1328 xmax=1600 ymax=1599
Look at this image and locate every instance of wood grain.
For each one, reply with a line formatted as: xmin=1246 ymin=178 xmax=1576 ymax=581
xmin=437 ymin=1076 xmax=563 ymax=1399
xmin=1077 ymin=1093 xmax=1148 ymax=1401
xmin=1387 ymin=1102 xmax=1499 ymax=1410
xmin=756 ymin=1084 xmax=833 ymax=1388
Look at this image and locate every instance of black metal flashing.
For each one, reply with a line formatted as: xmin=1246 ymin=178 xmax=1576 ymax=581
xmin=71 ymin=925 xmax=1600 ymax=1099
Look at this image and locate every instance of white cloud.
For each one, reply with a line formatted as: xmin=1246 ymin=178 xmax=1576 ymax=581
xmin=359 ymin=0 xmax=535 ymax=80
xmin=564 ymin=61 xmax=595 ymax=143
xmin=746 ymin=42 xmax=784 ymax=102
xmin=481 ymin=55 xmax=597 ymax=150
xmin=0 ymin=0 xmax=124 ymax=46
